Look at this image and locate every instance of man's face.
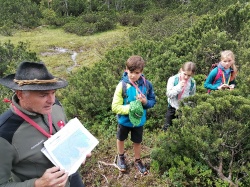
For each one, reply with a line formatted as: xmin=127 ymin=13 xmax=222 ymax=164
xmin=127 ymin=68 xmax=142 ymax=82
xmin=17 ymin=90 xmax=56 ymax=114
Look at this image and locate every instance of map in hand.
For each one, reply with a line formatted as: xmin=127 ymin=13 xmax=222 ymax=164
xmin=41 ymin=117 xmax=99 ymax=175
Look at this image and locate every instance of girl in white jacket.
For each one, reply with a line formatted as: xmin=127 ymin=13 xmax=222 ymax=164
xmin=163 ymin=61 xmax=196 ymax=131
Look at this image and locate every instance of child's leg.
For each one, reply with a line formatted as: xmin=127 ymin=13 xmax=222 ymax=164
xmin=163 ymin=105 xmax=176 ymax=130
xmin=117 ymin=139 xmax=125 ymax=154
xmin=131 ymin=126 xmax=147 ymax=174
xmin=116 ymin=124 xmax=129 ymax=171
xmin=133 ymin=142 xmax=141 ymax=159
xmin=133 ymin=142 xmax=148 ymax=175
xmin=116 ymin=124 xmax=129 ymax=154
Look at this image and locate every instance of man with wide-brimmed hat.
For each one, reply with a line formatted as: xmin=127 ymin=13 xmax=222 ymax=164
xmin=0 ymin=62 xmax=87 ymax=187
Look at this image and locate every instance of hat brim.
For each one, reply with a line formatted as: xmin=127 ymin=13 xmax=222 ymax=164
xmin=0 ymin=74 xmax=68 ymax=90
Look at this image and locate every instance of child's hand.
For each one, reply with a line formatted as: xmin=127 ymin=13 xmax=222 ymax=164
xmin=218 ymin=84 xmax=230 ymax=90
xmin=178 ymin=80 xmax=186 ymax=88
xmin=229 ymin=84 xmax=235 ymax=90
xmin=137 ymin=94 xmax=147 ymax=105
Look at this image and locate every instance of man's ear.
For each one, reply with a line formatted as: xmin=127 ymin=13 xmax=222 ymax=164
xmin=15 ymin=90 xmax=22 ymax=100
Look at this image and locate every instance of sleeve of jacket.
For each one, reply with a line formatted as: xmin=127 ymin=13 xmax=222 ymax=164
xmin=166 ymin=75 xmax=182 ymax=98
xmin=204 ymin=68 xmax=219 ymax=90
xmin=112 ymin=82 xmax=130 ymax=115
xmin=143 ymin=80 xmax=156 ymax=109
xmin=0 ymin=138 xmax=36 ymax=187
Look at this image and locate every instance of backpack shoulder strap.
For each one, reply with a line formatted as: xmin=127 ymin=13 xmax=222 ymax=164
xmin=190 ymin=78 xmax=195 ymax=91
xmin=121 ymin=80 xmax=127 ymax=98
xmin=207 ymin=67 xmax=223 ymax=94
xmin=174 ymin=75 xmax=179 ymax=86
xmin=213 ymin=67 xmax=223 ymax=84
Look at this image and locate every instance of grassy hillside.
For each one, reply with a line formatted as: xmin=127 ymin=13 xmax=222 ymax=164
xmin=1 ymin=1 xmax=250 ymax=186
xmin=0 ymin=26 xmax=130 ymax=78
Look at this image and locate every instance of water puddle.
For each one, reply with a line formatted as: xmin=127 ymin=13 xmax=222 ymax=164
xmin=41 ymin=47 xmax=79 ymax=72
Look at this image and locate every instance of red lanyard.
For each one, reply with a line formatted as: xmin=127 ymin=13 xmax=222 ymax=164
xmin=13 ymin=105 xmax=52 ymax=138
xmin=129 ymin=81 xmax=143 ymax=95
xmin=178 ymin=75 xmax=188 ymax=100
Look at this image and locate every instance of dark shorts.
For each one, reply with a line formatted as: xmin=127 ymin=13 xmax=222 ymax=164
xmin=117 ymin=124 xmax=143 ymax=143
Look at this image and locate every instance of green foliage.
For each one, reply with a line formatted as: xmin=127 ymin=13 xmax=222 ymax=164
xmin=62 ymin=61 xmax=119 ymax=127
xmin=0 ymin=41 xmax=39 ymax=114
xmin=151 ymin=92 xmax=250 ymax=186
xmin=63 ymin=20 xmax=97 ymax=36
xmin=0 ymin=41 xmax=38 ymax=77
xmin=48 ymin=0 xmax=85 ymax=16
xmin=63 ymin=12 xmax=117 ymax=35
xmin=117 ymin=11 xmax=143 ymax=26
xmin=0 ymin=21 xmax=15 ymax=36
xmin=126 ymin=0 xmax=153 ymax=13
xmin=95 ymin=18 xmax=116 ymax=32
xmin=0 ymin=0 xmax=41 ymax=29
xmin=130 ymin=10 xmax=199 ymax=41
xmin=40 ymin=8 xmax=58 ymax=25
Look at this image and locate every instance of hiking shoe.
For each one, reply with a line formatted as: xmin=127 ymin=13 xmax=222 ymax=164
xmin=117 ymin=155 xmax=126 ymax=171
xmin=135 ymin=159 xmax=148 ymax=175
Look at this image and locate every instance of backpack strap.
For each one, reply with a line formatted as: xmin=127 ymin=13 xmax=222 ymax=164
xmin=174 ymin=76 xmax=179 ymax=86
xmin=121 ymin=76 xmax=148 ymax=99
xmin=122 ymin=80 xmax=128 ymax=98
xmin=207 ymin=67 xmax=223 ymax=93
xmin=213 ymin=67 xmax=223 ymax=84
xmin=190 ymin=78 xmax=195 ymax=92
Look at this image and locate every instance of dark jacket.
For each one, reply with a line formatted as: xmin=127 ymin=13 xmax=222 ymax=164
xmin=0 ymin=95 xmax=69 ymax=187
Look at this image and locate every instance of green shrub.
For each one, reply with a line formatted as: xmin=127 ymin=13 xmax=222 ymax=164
xmin=0 ymin=21 xmax=15 ymax=36
xmin=151 ymin=92 xmax=250 ymax=186
xmin=95 ymin=18 xmax=116 ymax=32
xmin=63 ymin=20 xmax=96 ymax=36
xmin=118 ymin=11 xmax=143 ymax=26
xmin=81 ymin=13 xmax=99 ymax=23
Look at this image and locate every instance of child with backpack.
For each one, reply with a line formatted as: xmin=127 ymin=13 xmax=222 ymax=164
xmin=204 ymin=50 xmax=237 ymax=92
xmin=112 ymin=55 xmax=156 ymax=175
xmin=162 ymin=61 xmax=196 ymax=131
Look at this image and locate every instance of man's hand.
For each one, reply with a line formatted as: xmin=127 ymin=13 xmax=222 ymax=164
xmin=34 ymin=166 xmax=68 ymax=187
xmin=82 ymin=152 xmax=92 ymax=166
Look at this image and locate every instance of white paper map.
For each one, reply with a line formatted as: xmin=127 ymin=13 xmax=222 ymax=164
xmin=41 ymin=117 xmax=99 ymax=175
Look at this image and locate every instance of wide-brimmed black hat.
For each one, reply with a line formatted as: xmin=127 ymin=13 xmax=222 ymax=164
xmin=0 ymin=61 xmax=68 ymax=90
